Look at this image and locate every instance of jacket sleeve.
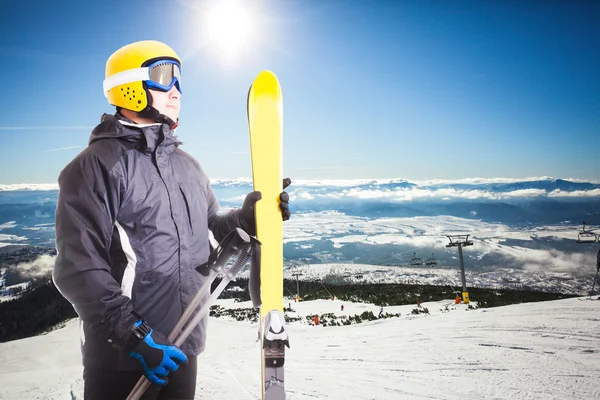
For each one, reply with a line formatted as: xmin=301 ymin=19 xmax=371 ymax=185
xmin=52 ymin=152 xmax=138 ymax=345
xmin=206 ymin=182 xmax=243 ymax=243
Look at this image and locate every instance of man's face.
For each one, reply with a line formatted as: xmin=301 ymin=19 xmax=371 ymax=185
xmin=149 ymin=85 xmax=181 ymax=122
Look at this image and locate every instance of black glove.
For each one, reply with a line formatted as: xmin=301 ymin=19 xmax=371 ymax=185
xmin=280 ymin=178 xmax=292 ymax=221
xmin=238 ymin=178 xmax=292 ymax=236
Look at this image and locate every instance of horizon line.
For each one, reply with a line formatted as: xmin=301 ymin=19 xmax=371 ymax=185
xmin=2 ymin=176 xmax=600 ymax=191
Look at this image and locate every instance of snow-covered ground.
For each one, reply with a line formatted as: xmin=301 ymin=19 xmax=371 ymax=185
xmin=0 ymin=281 xmax=31 ymax=302
xmin=1 ymin=296 xmax=599 ymax=399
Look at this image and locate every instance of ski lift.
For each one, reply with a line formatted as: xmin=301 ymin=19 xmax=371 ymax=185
xmin=577 ymin=222 xmax=598 ymax=243
xmin=410 ymin=252 xmax=424 ymax=267
xmin=425 ymin=253 xmax=437 ymax=267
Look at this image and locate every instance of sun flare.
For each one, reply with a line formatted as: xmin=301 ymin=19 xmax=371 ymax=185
xmin=204 ymin=0 xmax=254 ymax=61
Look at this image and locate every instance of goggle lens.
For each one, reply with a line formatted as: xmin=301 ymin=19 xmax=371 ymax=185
xmin=147 ymin=61 xmax=182 ymax=93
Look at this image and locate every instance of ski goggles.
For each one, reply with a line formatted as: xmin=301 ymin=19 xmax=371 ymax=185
xmin=103 ymin=59 xmax=182 ymax=97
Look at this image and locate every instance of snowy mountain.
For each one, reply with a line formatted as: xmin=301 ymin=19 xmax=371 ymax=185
xmin=424 ymin=177 xmax=600 ymax=193
xmin=1 ymin=177 xmax=599 ymax=292
xmin=0 ymin=296 xmax=599 ymax=399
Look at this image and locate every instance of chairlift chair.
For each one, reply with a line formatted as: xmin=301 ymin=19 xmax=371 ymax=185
xmin=577 ymin=222 xmax=599 ymax=243
xmin=425 ymin=253 xmax=437 ymax=267
xmin=577 ymin=232 xmax=598 ymax=243
xmin=410 ymin=252 xmax=424 ymax=267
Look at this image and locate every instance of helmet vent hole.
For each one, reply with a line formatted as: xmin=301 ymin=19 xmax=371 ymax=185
xmin=138 ymin=100 xmax=142 ymax=104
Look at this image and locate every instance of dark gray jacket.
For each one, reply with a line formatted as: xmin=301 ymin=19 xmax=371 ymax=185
xmin=53 ymin=113 xmax=241 ymax=371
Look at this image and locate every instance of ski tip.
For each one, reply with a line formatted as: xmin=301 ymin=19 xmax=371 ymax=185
xmin=249 ymin=70 xmax=282 ymax=100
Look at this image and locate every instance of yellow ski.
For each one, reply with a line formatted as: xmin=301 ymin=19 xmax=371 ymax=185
xmin=247 ymin=70 xmax=288 ymax=399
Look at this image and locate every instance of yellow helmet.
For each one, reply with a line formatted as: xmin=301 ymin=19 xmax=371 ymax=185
xmin=103 ymin=40 xmax=182 ymax=115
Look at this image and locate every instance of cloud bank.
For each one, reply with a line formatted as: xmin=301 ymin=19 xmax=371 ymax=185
xmin=1 ymin=178 xmax=599 ymax=200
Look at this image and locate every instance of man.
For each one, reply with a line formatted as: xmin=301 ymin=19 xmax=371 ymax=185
xmin=52 ymin=40 xmax=291 ymax=400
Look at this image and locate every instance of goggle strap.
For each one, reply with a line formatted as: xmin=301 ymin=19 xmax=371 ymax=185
xmin=103 ymin=67 xmax=150 ymax=97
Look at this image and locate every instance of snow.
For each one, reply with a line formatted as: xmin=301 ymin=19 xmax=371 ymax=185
xmin=0 ymin=297 xmax=599 ymax=399
xmin=0 ymin=281 xmax=32 ymax=302
xmin=280 ymin=213 xmax=599 ymax=278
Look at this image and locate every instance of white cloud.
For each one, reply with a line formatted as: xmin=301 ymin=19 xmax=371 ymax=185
xmin=548 ymin=189 xmax=600 ymax=197
xmin=301 ymin=186 xmax=593 ymax=202
xmin=298 ymin=192 xmax=314 ymax=200
xmin=2 ymin=178 xmax=599 ymax=200
xmin=0 ymin=242 xmax=27 ymax=248
xmin=14 ymin=254 xmax=56 ymax=279
xmin=292 ymin=166 xmax=373 ymax=172
xmin=0 ymin=233 xmax=27 ymax=242
xmin=506 ymin=247 xmax=593 ymax=275
xmin=503 ymin=189 xmax=547 ymax=197
xmin=288 ymin=178 xmax=411 ymax=187
xmin=0 ymin=221 xmax=17 ymax=229
xmin=0 ymin=183 xmax=59 ymax=191
xmin=42 ymin=146 xmax=82 ymax=153
xmin=413 ymin=176 xmax=558 ymax=185
xmin=209 ymin=178 xmax=252 ymax=186
xmin=223 ymin=195 xmax=247 ymax=202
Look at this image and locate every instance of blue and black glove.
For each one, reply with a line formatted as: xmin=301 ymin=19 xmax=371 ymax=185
xmin=239 ymin=178 xmax=292 ymax=236
xmin=109 ymin=317 xmax=188 ymax=386
xmin=128 ymin=321 xmax=188 ymax=385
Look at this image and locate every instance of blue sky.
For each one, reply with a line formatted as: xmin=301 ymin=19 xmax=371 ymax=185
xmin=0 ymin=0 xmax=599 ymax=185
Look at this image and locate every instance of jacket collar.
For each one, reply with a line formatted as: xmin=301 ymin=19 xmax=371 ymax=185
xmin=88 ymin=112 xmax=183 ymax=154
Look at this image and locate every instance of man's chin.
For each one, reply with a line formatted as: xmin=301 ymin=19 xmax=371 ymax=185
xmin=161 ymin=110 xmax=179 ymax=122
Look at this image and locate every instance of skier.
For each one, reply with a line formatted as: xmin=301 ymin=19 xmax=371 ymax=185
xmin=378 ymin=307 xmax=383 ymax=318
xmin=52 ymin=40 xmax=292 ymax=400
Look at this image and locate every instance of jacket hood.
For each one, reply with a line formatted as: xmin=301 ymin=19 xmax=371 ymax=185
xmin=88 ymin=113 xmax=182 ymax=153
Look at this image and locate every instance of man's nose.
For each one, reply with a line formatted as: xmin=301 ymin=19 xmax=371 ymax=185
xmin=169 ymin=85 xmax=180 ymax=99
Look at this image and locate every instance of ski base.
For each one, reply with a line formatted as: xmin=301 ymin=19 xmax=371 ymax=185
xmin=262 ymin=309 xmax=289 ymax=399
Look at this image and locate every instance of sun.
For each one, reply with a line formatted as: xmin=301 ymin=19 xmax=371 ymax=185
xmin=203 ymin=0 xmax=254 ymax=62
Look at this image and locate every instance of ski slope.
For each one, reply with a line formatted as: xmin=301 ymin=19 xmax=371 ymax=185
xmin=0 ymin=297 xmax=599 ymax=399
